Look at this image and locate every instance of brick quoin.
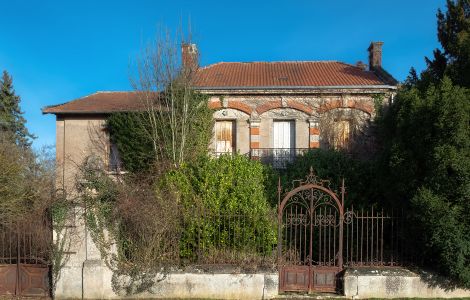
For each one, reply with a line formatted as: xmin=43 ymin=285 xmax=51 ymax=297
xmin=309 ymin=141 xmax=320 ymax=148
xmin=250 ymin=127 xmax=260 ymax=135
xmin=227 ymin=100 xmax=253 ymax=115
xmin=309 ymin=127 xmax=320 ymax=135
xmin=286 ymin=100 xmax=314 ymax=115
xmin=256 ymin=100 xmax=283 ymax=114
xmin=250 ymin=142 xmax=260 ymax=148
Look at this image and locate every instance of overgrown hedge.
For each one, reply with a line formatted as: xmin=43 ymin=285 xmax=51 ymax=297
xmin=281 ymin=149 xmax=379 ymax=209
xmin=107 ymin=113 xmax=155 ymax=172
xmin=378 ymin=78 xmax=470 ymax=287
xmin=163 ymin=154 xmax=277 ymax=260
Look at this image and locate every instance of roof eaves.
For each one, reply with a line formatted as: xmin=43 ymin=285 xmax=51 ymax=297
xmin=193 ymin=84 xmax=398 ymax=90
xmin=42 ymin=109 xmax=141 ymax=115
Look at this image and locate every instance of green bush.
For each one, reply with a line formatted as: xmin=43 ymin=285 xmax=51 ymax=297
xmin=164 ymin=154 xmax=277 ymax=260
xmin=107 ymin=112 xmax=155 ymax=173
xmin=281 ymin=149 xmax=379 ymax=208
xmin=107 ymin=90 xmax=213 ymax=172
xmin=379 ymin=78 xmax=470 ymax=287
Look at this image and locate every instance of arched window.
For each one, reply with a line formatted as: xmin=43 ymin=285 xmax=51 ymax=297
xmin=215 ymin=120 xmax=236 ymax=155
xmin=332 ymin=119 xmax=351 ymax=150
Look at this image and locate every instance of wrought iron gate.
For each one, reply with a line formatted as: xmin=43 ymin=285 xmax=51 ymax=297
xmin=278 ymin=167 xmax=345 ymax=293
xmin=0 ymin=222 xmax=51 ymax=297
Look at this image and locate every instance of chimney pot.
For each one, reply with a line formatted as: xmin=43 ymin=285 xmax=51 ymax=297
xmin=182 ymin=43 xmax=198 ymax=70
xmin=368 ymin=41 xmax=384 ymax=70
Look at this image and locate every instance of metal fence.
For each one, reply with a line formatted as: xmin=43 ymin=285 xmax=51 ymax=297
xmin=0 ymin=220 xmax=51 ymax=265
xmin=175 ymin=207 xmax=405 ymax=268
xmin=179 ymin=210 xmax=278 ymax=268
xmin=343 ymin=207 xmax=404 ymax=266
xmin=251 ymin=148 xmax=309 ymax=169
xmin=279 ymin=207 xmax=405 ymax=268
xmin=0 ymin=219 xmax=51 ymax=297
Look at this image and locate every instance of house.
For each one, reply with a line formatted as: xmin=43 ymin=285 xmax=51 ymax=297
xmin=43 ymin=41 xmax=397 ymax=186
xmin=42 ymin=41 xmax=397 ymax=299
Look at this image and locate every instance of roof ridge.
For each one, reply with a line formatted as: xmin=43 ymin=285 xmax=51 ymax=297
xmin=335 ymin=61 xmax=375 ymax=72
xmin=200 ymin=60 xmax=341 ymax=68
xmin=95 ymin=90 xmax=135 ymax=94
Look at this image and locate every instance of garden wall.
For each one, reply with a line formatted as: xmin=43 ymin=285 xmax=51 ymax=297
xmin=55 ymin=260 xmax=278 ymax=299
xmin=344 ymin=267 xmax=470 ymax=298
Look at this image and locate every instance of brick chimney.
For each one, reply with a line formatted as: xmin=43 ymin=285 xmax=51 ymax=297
xmin=182 ymin=43 xmax=198 ymax=70
xmin=368 ymin=41 xmax=383 ymax=70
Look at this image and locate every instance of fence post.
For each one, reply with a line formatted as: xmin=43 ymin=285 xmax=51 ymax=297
xmin=277 ymin=177 xmax=282 ymax=266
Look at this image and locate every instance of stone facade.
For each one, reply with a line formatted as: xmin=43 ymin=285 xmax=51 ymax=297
xmin=55 ymin=115 xmax=109 ymax=193
xmin=207 ymin=89 xmax=394 ymax=155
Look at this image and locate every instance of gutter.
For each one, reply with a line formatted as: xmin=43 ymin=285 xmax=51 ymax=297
xmin=193 ymin=84 xmax=398 ymax=91
xmin=41 ymin=110 xmax=144 ymax=115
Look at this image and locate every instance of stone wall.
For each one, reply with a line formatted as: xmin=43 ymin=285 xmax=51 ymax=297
xmin=55 ymin=261 xmax=278 ymax=300
xmin=344 ymin=267 xmax=470 ymax=298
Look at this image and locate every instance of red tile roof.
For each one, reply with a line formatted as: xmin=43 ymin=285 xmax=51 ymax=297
xmin=193 ymin=61 xmax=389 ymax=88
xmin=44 ymin=61 xmax=396 ymax=114
xmin=42 ymin=91 xmax=149 ymax=114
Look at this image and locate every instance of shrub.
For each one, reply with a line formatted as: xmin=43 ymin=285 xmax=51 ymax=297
xmin=106 ymin=91 xmax=213 ymax=173
xmin=164 ymin=155 xmax=277 ymax=261
xmin=281 ymin=149 xmax=379 ymax=208
xmin=379 ymin=78 xmax=470 ymax=287
xmin=107 ymin=112 xmax=155 ymax=173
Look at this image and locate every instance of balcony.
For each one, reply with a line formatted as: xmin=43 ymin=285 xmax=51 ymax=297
xmin=211 ymin=148 xmax=310 ymax=169
xmin=250 ymin=148 xmax=309 ymax=169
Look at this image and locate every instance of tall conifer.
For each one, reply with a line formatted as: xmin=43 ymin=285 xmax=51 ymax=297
xmin=0 ymin=70 xmax=35 ymax=147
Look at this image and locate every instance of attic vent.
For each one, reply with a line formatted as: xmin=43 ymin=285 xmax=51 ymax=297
xmin=279 ymin=76 xmax=288 ymax=81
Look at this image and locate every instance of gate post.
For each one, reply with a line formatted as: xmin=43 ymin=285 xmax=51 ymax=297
xmin=15 ymin=222 xmax=20 ymax=296
xmin=338 ymin=178 xmax=345 ymax=268
xmin=277 ymin=177 xmax=282 ymax=265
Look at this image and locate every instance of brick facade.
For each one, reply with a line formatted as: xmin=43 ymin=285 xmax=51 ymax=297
xmin=209 ymin=91 xmax=394 ymax=155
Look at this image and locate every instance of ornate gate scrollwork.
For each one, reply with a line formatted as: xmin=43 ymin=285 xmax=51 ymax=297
xmin=278 ymin=167 xmax=345 ymax=293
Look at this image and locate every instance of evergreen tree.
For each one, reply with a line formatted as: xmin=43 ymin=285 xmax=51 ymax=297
xmin=423 ymin=0 xmax=470 ymax=87
xmin=0 ymin=70 xmax=35 ymax=147
xmin=376 ymin=0 xmax=470 ymax=286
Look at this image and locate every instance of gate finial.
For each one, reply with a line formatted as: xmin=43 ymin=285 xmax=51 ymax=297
xmin=303 ymin=166 xmax=318 ymax=185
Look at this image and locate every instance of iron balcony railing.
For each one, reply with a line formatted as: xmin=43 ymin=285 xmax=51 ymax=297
xmin=251 ymin=148 xmax=309 ymax=169
xmin=211 ymin=148 xmax=310 ymax=168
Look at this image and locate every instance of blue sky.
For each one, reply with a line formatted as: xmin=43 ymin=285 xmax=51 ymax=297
xmin=0 ymin=0 xmax=446 ymax=149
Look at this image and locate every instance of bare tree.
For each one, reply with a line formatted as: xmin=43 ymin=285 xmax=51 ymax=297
xmin=130 ymin=27 xmax=212 ymax=168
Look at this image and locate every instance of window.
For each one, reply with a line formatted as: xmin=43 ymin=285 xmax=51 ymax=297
xmin=215 ymin=120 xmax=236 ymax=155
xmin=272 ymin=120 xmax=295 ymax=168
xmin=108 ymin=142 xmax=122 ymax=172
xmin=273 ymin=120 xmax=295 ymax=149
xmin=332 ymin=120 xmax=351 ymax=150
